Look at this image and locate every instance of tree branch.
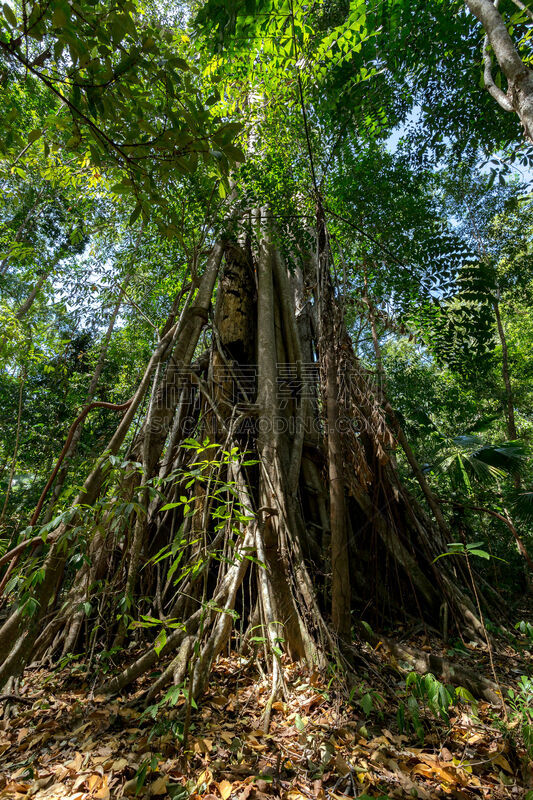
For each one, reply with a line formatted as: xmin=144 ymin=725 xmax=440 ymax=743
xmin=482 ymin=32 xmax=513 ymax=112
xmin=466 ymin=0 xmax=525 ymax=80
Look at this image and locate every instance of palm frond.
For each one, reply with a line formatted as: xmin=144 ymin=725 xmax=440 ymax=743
xmin=465 ymin=455 xmax=506 ymax=483
xmin=514 ymin=492 xmax=533 ymax=523
xmin=472 ymin=441 xmax=529 ymax=475
xmin=432 ymin=436 xmax=528 ymax=490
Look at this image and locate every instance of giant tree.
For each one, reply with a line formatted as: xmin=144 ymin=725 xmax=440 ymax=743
xmin=0 ymin=0 xmax=523 ymax=708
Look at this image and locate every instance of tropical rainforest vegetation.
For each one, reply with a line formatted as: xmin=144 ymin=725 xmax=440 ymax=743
xmin=1 ymin=0 xmax=533 ymax=797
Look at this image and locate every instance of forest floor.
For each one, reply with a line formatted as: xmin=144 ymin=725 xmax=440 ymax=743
xmin=1 ymin=627 xmax=532 ymax=800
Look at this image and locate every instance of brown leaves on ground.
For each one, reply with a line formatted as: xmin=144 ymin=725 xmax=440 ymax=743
xmin=0 ymin=635 xmax=532 ymax=800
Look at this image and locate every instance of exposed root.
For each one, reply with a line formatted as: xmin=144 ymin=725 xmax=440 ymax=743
xmin=359 ymin=625 xmax=502 ymax=705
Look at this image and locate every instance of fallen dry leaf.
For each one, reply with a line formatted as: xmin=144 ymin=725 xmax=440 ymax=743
xmin=217 ymin=778 xmax=233 ymax=800
xmin=149 ymin=776 xmax=169 ymax=796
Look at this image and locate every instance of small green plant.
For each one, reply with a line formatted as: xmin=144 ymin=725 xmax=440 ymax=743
xmin=143 ymin=683 xmax=195 ymax=744
xmin=446 ymin=638 xmax=471 ymax=657
xmin=134 ymin=754 xmax=161 ymax=795
xmin=248 ymin=623 xmax=285 ymax=658
xmin=48 ymin=652 xmax=86 ymax=681
xmin=148 ymin=441 xmax=255 ymax=590
xmin=349 ymin=684 xmax=386 ymax=720
xmin=508 ymin=676 xmax=533 ymax=756
xmin=397 ymin=672 xmax=476 ymax=742
xmin=124 ymin=439 xmax=258 ymax=652
xmin=94 ymin=645 xmax=122 ymax=674
xmin=515 ymin=620 xmax=533 ymax=644
xmin=433 ymin=541 xmax=505 ymax=563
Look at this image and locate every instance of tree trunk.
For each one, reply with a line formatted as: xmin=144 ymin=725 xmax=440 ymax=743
xmin=317 ymin=208 xmax=351 ymax=639
xmin=256 ymin=223 xmax=308 ymax=660
xmin=0 ymin=211 xmax=487 ymax=698
xmin=466 ymin=0 xmax=533 ymax=140
xmin=493 ymin=297 xmax=517 ymax=441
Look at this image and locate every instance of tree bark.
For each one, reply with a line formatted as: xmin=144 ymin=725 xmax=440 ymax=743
xmin=317 ymin=208 xmax=351 ymax=639
xmin=256 ymin=224 xmax=307 ymax=660
xmin=132 ymin=241 xmax=224 ymax=479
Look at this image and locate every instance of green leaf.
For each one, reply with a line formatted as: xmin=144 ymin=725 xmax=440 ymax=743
xmin=3 ymin=3 xmax=17 ymax=27
xmin=110 ymin=183 xmax=130 ymax=195
xmin=456 ymin=685 xmax=476 ymax=705
xmin=223 ymin=145 xmax=245 ymax=162
xmin=129 ymin=203 xmax=142 ymax=225
xmin=361 ymin=693 xmax=374 ymax=715
xmin=154 ymin=628 xmax=167 ymax=655
xmin=27 ymin=129 xmax=43 ymax=143
xmin=468 ymin=549 xmax=490 ymax=560
xmin=52 ymin=6 xmax=67 ymax=27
